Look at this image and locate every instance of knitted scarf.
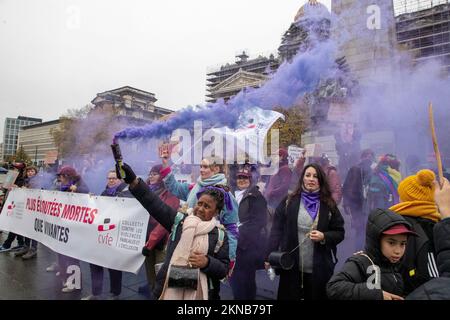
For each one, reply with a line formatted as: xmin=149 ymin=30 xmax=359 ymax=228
xmin=149 ymin=182 xmax=164 ymax=194
xmin=376 ymin=166 xmax=400 ymax=203
xmin=105 ymin=184 xmax=121 ymax=196
xmin=390 ymin=201 xmax=441 ymax=223
xmin=185 ymin=173 xmax=239 ymax=260
xmin=159 ymin=215 xmax=217 ymax=300
xmin=387 ymin=167 xmax=402 ymax=186
xmin=186 ymin=174 xmax=228 ymax=209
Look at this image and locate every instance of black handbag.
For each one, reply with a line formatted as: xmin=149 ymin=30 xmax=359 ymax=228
xmin=167 ymin=265 xmax=199 ymax=290
xmin=268 ymin=242 xmax=301 ymax=271
xmin=268 ymin=251 xmax=295 ymax=270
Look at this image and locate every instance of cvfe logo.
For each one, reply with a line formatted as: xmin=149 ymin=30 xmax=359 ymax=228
xmin=97 ymin=218 xmax=115 ymax=246
xmin=98 ymin=218 xmax=116 ymax=232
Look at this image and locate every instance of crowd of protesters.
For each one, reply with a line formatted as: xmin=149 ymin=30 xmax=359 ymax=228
xmin=1 ymin=146 xmax=450 ymax=301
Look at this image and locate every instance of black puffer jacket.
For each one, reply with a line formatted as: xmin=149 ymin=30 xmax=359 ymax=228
xmin=130 ymin=178 xmax=230 ymax=300
xmin=327 ymin=208 xmax=410 ymax=300
xmin=400 ymin=216 xmax=437 ymax=295
xmin=407 ymin=218 xmax=450 ymax=300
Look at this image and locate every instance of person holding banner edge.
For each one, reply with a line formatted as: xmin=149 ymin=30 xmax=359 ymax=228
xmin=56 ymin=165 xmax=89 ymax=293
xmin=82 ymin=170 xmax=127 ymax=300
xmin=13 ymin=165 xmax=41 ymax=259
xmin=116 ymin=162 xmax=230 ymax=300
xmin=0 ymin=163 xmax=27 ymax=253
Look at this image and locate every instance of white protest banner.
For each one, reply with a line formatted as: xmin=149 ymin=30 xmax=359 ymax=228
xmin=0 ymin=188 xmax=149 ymax=274
xmin=287 ymin=145 xmax=304 ymax=168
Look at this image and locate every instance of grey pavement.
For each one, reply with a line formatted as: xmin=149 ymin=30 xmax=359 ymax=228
xmin=0 ymin=231 xmax=280 ymax=300
xmin=0 ymin=210 xmax=356 ymax=300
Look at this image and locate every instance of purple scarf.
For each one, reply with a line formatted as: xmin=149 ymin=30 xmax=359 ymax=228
xmin=301 ymin=190 xmax=320 ymax=221
xmin=105 ymin=184 xmax=121 ymax=196
xmin=60 ymin=181 xmax=74 ymax=192
xmin=149 ymin=182 xmax=163 ymax=193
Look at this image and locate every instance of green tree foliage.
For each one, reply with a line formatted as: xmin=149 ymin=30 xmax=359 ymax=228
xmin=51 ymin=104 xmax=121 ymax=159
xmin=267 ymin=105 xmax=310 ymax=151
xmin=4 ymin=155 xmax=16 ymax=164
xmin=14 ymin=145 xmax=32 ymax=165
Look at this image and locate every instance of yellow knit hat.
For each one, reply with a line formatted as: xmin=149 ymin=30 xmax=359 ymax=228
xmin=398 ymin=169 xmax=436 ymax=202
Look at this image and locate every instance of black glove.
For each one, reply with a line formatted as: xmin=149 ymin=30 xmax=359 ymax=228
xmin=142 ymin=246 xmax=151 ymax=257
xmin=116 ymin=162 xmax=137 ymax=184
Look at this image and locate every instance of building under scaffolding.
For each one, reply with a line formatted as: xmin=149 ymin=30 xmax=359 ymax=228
xmin=206 ymin=1 xmax=333 ymax=104
xmin=278 ymin=0 xmax=331 ymax=62
xmin=205 ymin=52 xmax=279 ymax=103
xmin=394 ymin=0 xmax=450 ymax=73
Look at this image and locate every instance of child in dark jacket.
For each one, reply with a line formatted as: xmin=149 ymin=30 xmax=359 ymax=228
xmin=327 ymin=208 xmax=417 ymax=300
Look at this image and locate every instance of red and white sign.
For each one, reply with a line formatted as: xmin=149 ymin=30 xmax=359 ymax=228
xmin=0 ymin=188 xmax=149 ymax=274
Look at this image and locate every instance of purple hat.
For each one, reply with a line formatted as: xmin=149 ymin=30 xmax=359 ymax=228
xmin=236 ymin=168 xmax=252 ymax=179
xmin=149 ymin=164 xmax=163 ymax=174
xmin=57 ymin=166 xmax=78 ymax=177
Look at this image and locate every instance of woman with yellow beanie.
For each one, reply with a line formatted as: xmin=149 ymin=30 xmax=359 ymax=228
xmin=389 ymin=169 xmax=440 ymax=295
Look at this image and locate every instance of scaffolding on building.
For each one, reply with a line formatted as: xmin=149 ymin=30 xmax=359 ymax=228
xmin=394 ymin=0 xmax=449 ymax=16
xmin=205 ymin=51 xmax=279 ymax=103
xmin=395 ymin=0 xmax=450 ymax=72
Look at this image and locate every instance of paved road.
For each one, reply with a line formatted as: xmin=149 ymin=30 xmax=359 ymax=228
xmin=0 ymin=232 xmax=280 ymax=300
xmin=0 ymin=211 xmax=356 ymax=300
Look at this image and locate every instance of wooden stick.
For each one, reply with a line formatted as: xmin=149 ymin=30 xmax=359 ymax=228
xmin=429 ymin=102 xmax=444 ymax=189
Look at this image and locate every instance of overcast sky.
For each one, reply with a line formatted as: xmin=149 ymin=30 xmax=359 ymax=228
xmin=0 ymin=0 xmax=332 ymax=140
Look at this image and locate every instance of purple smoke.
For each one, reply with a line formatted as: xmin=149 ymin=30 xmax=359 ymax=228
xmin=114 ymin=9 xmax=336 ymax=141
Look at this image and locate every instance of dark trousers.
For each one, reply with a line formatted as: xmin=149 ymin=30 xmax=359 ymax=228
xmin=143 ymin=248 xmax=165 ymax=290
xmin=277 ymin=271 xmax=314 ymax=300
xmin=90 ymin=263 xmax=122 ymax=296
xmin=2 ymin=232 xmax=24 ymax=248
xmin=299 ymin=273 xmax=313 ymax=300
xmin=230 ymin=248 xmax=258 ymax=300
xmin=209 ymin=278 xmax=221 ymax=300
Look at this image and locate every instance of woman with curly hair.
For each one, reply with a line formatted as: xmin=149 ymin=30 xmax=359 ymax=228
xmin=118 ymin=163 xmax=230 ymax=300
